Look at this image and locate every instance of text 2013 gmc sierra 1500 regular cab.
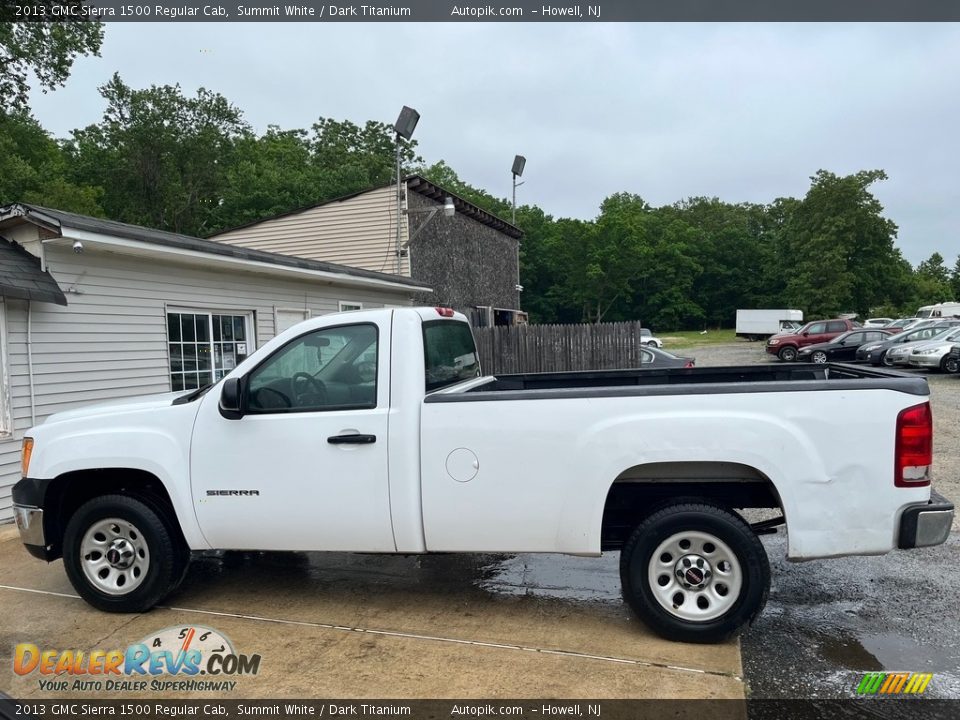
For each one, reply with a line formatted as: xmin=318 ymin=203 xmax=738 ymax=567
xmin=12 ymin=308 xmax=955 ymax=643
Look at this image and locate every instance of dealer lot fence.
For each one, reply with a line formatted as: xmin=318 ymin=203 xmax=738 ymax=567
xmin=474 ymin=321 xmax=647 ymax=374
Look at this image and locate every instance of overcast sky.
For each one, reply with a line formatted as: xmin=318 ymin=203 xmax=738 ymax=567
xmin=28 ymin=22 xmax=960 ymax=266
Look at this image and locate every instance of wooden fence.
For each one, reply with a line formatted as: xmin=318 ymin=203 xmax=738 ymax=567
xmin=474 ymin=321 xmax=647 ymax=375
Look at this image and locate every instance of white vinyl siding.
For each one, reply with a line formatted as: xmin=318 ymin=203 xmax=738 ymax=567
xmin=0 ymin=299 xmax=11 ymax=436
xmin=211 ymin=185 xmax=410 ymax=275
xmin=0 ymin=243 xmax=412 ymax=522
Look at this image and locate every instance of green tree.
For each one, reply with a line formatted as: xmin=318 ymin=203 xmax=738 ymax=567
xmin=0 ymin=3 xmax=104 ymax=112
xmin=0 ymin=110 xmax=101 ymax=214
xmin=777 ymin=170 xmax=900 ymax=318
xmin=951 ymin=256 xmax=960 ymax=301
xmin=65 ymin=74 xmax=249 ymax=235
xmin=914 ymin=252 xmax=953 ymax=306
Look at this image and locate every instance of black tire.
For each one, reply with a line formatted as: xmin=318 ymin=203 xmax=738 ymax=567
xmin=777 ymin=346 xmax=797 ymax=362
xmin=811 ymin=350 xmax=828 ymax=364
xmin=62 ymin=494 xmax=188 ymax=613
xmin=941 ymin=355 xmax=959 ymax=374
xmin=882 ymin=352 xmax=895 ymax=367
xmin=619 ymin=501 xmax=770 ymax=644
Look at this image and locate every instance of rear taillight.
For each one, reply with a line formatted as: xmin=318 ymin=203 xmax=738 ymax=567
xmin=895 ymin=402 xmax=932 ymax=487
xmin=684 ymin=360 xmax=695 ymax=368
xmin=435 ymin=307 xmax=455 ymax=317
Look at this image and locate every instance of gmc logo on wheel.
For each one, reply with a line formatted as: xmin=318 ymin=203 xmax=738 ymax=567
xmin=206 ymin=490 xmax=260 ymax=496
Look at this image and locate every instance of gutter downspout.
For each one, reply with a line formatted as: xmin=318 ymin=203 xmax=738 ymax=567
xmin=26 ymin=300 xmax=36 ymax=425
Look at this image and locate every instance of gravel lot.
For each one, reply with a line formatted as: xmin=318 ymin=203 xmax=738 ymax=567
xmin=687 ymin=340 xmax=959 ymax=527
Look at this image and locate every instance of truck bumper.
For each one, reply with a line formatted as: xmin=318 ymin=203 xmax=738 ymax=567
xmin=12 ymin=477 xmax=57 ymax=561
xmin=898 ymin=491 xmax=954 ymax=549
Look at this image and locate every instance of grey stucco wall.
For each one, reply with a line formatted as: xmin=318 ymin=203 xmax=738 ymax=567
xmin=406 ymin=193 xmax=520 ymax=314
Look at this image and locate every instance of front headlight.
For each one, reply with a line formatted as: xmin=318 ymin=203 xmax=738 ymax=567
xmin=915 ymin=348 xmax=940 ymax=355
xmin=862 ymin=345 xmax=880 ymax=352
xmin=768 ymin=339 xmax=780 ymax=345
xmin=21 ymin=437 xmax=33 ymax=477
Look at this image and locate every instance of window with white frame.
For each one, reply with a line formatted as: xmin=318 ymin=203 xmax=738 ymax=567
xmin=338 ymin=301 xmax=363 ymax=312
xmin=275 ymin=308 xmax=310 ymax=334
xmin=0 ymin=299 xmax=10 ymax=435
xmin=167 ymin=310 xmax=254 ymax=391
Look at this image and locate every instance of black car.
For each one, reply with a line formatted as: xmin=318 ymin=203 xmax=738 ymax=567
xmin=797 ymin=329 xmax=894 ymax=364
xmin=641 ymin=346 xmax=695 ymax=368
xmin=855 ymin=321 xmax=960 ymax=366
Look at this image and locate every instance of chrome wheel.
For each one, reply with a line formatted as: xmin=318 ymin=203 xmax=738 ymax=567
xmin=811 ymin=351 xmax=828 ymax=364
xmin=647 ymin=530 xmax=742 ymax=622
xmin=80 ymin=517 xmax=150 ymax=595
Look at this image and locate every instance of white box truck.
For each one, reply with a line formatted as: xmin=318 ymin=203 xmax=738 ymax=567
xmin=736 ymin=309 xmax=804 ymax=340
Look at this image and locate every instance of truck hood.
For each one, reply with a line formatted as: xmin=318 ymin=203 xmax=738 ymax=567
xmin=41 ymin=392 xmax=191 ymax=426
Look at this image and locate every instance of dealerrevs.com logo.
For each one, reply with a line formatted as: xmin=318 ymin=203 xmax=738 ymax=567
xmin=14 ymin=625 xmax=261 ymax=692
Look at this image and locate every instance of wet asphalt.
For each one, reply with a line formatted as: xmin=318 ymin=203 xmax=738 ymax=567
xmin=460 ymin=531 xmax=960 ymax=700
xmin=741 ymin=532 xmax=960 ymax=699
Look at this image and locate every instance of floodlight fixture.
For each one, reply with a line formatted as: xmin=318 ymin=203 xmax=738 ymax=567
xmin=394 ymin=106 xmax=420 ymax=140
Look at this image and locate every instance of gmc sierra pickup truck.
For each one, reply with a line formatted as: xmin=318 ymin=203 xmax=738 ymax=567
xmin=12 ymin=308 xmax=954 ymax=643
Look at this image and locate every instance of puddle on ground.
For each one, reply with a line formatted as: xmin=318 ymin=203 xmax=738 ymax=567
xmin=189 ymin=549 xmax=623 ymax=606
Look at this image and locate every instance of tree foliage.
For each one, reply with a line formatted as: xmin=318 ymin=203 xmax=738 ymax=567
xmin=0 ymin=3 xmax=104 ymax=113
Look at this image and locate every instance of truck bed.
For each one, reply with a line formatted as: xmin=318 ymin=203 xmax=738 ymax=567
xmin=426 ymin=363 xmax=928 ymax=401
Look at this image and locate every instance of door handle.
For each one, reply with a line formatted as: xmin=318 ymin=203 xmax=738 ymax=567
xmin=327 ymin=434 xmax=377 ymax=445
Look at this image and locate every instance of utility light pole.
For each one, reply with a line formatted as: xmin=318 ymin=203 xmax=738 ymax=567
xmin=393 ymin=106 xmax=420 ymax=274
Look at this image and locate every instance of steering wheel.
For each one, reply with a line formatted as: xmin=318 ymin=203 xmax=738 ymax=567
xmin=291 ymin=372 xmax=328 ymax=406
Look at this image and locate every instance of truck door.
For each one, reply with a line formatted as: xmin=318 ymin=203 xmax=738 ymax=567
xmin=190 ymin=318 xmax=395 ymax=551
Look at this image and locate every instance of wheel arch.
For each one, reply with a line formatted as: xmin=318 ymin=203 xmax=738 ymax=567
xmin=40 ymin=468 xmax=191 ymax=560
xmin=599 ymin=461 xmax=785 ymax=550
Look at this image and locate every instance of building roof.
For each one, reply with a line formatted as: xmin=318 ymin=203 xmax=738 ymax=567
xmin=208 ymin=175 xmax=524 ymax=240
xmin=0 ymin=236 xmax=68 ymax=306
xmin=0 ymin=203 xmax=432 ymax=293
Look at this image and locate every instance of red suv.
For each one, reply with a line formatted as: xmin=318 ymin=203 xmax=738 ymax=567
xmin=765 ymin=318 xmax=860 ymax=361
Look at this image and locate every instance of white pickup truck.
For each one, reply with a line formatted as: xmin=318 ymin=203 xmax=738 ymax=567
xmin=12 ymin=308 xmax=954 ymax=643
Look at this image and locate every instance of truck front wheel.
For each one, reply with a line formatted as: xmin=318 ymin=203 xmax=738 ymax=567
xmin=62 ymin=494 xmax=187 ymax=613
xmin=777 ymin=346 xmax=797 ymax=362
xmin=619 ymin=502 xmax=770 ymax=643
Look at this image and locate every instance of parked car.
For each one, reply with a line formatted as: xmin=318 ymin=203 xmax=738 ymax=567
xmin=863 ymin=318 xmax=895 ymax=328
xmin=906 ymin=327 xmax=960 ymax=371
xmin=887 ymin=326 xmax=960 ymax=366
xmin=856 ymin=322 xmax=960 ymax=366
xmin=796 ymin=329 xmax=894 ymax=364
xmin=640 ymin=328 xmax=663 ymax=348
xmin=765 ymin=318 xmax=860 ymax=361
xmin=944 ymin=345 xmax=960 ymax=375
xmin=883 ymin=318 xmax=920 ymax=332
xmin=12 ymin=307 xmax=953 ymax=644
xmin=641 ymin=346 xmax=694 ymax=368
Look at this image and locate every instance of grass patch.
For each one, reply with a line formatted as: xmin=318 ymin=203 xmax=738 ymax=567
xmin=659 ymin=328 xmax=740 ymax=349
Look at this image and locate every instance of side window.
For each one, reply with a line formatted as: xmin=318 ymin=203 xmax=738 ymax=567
xmin=423 ymin=321 xmax=480 ymax=392
xmin=640 ymin=349 xmax=653 ymax=365
xmin=247 ymin=324 xmax=378 ymax=413
xmin=846 ymin=333 xmax=864 ymax=343
xmin=807 ymin=323 xmax=827 ymax=334
xmin=826 ymin=321 xmax=847 ymax=333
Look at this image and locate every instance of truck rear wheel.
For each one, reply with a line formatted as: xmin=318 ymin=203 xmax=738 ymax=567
xmin=62 ymin=494 xmax=187 ymax=613
xmin=619 ymin=502 xmax=770 ymax=643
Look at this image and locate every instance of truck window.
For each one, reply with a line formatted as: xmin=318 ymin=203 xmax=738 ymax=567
xmin=247 ymin=323 xmax=378 ymax=412
xmin=423 ymin=321 xmax=481 ymax=393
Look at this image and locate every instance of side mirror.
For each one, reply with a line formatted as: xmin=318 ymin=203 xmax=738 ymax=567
xmin=219 ymin=377 xmax=244 ymax=420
